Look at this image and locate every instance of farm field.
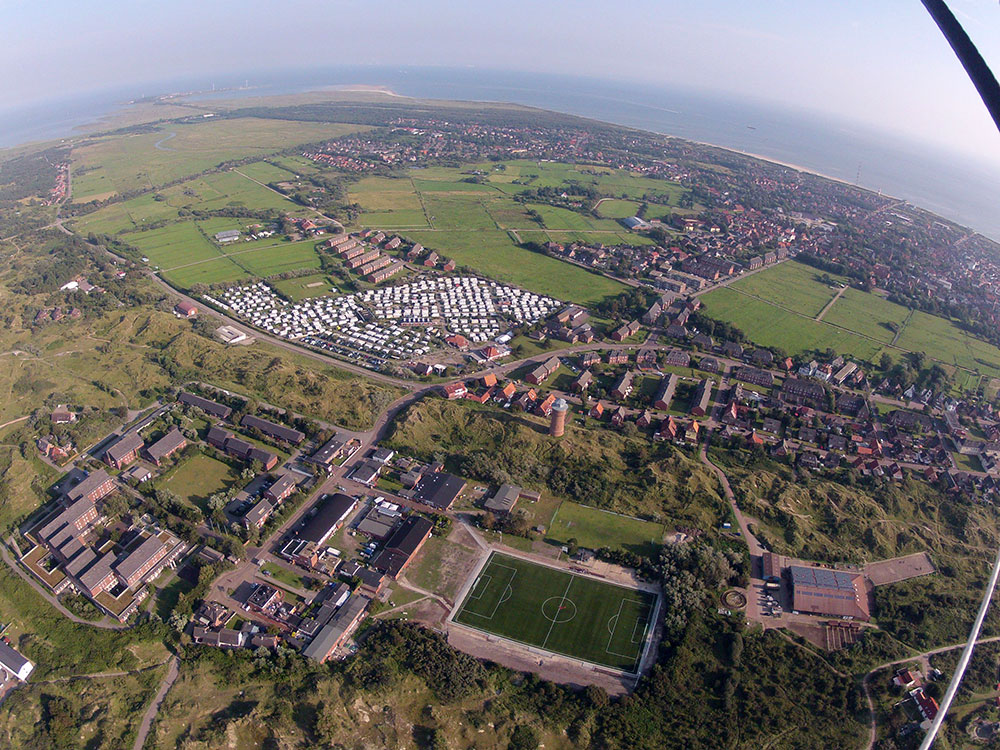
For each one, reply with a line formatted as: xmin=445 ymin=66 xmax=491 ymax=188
xmin=703 ymin=261 xmax=1000 ymax=383
xmin=71 ymin=118 xmax=367 ymax=200
xmin=159 ymin=256 xmax=250 ymax=288
xmin=700 ymin=286 xmax=884 ymax=361
xmin=547 ymin=501 xmax=665 ymax=557
xmin=120 ymin=222 xmax=222 ymax=268
xmin=594 ymin=198 xmax=641 ymax=219
xmin=822 ymin=288 xmax=911 ymax=343
xmin=233 ymin=239 xmax=322 ymax=277
xmin=71 ymin=168 xmax=306 ymax=236
xmin=894 ymin=309 xmax=1000 ymax=377
xmin=453 ymin=552 xmax=657 ymax=673
xmin=402 ymin=229 xmax=626 ymax=306
xmin=728 ymin=260 xmax=844 ymax=317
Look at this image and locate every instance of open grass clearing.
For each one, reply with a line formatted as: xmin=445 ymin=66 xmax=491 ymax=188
xmin=729 ymin=259 xmax=845 ymax=318
xmin=401 ymin=229 xmax=626 ymax=307
xmin=547 ymin=500 xmax=665 ymax=557
xmin=160 ymin=451 xmax=241 ymax=514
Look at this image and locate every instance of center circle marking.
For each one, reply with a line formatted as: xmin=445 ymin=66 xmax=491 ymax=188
xmin=541 ymin=596 xmax=577 ymax=623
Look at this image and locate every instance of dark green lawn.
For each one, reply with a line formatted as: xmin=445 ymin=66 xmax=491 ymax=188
xmin=453 ymin=552 xmax=656 ymax=672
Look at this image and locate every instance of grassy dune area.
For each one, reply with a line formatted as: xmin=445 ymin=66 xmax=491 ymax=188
xmin=384 ymin=398 xmax=726 ymax=526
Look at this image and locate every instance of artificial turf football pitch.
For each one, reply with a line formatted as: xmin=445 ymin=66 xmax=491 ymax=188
xmin=453 ymin=552 xmax=657 ymax=673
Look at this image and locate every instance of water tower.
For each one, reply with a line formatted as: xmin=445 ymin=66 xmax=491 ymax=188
xmin=549 ymin=398 xmax=569 ymax=437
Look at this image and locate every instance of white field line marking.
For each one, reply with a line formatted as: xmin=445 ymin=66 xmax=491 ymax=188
xmin=467 ymin=574 xmax=491 ymax=601
xmin=606 ymin=597 xmax=652 ymax=660
xmin=459 ymin=563 xmax=517 ymax=621
xmin=541 ymin=575 xmax=575 ymax=651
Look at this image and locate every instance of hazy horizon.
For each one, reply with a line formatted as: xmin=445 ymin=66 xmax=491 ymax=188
xmin=3 ymin=1 xmax=1000 ymax=165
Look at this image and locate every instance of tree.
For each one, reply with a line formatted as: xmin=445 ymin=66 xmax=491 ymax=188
xmin=566 ymin=537 xmax=579 ymax=557
xmin=508 ymin=725 xmax=539 ymax=750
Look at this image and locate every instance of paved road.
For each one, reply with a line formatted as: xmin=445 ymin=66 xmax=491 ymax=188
xmin=132 ymin=655 xmax=179 ymax=750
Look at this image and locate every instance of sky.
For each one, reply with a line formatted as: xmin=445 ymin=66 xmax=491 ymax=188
xmin=3 ymin=0 xmax=1000 ymax=162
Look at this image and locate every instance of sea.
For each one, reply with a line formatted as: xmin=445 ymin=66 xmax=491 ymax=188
xmin=2 ymin=66 xmax=999 ymax=240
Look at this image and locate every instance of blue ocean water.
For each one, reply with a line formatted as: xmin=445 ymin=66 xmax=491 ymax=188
xmin=2 ymin=66 xmax=998 ymax=240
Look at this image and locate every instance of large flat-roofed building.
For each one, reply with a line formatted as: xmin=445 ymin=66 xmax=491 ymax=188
xmin=302 ymin=594 xmax=370 ymax=663
xmin=789 ymin=565 xmax=870 ymax=621
xmin=241 ymin=415 xmax=305 ymax=445
xmin=104 ymin=432 xmax=144 ymax=469
xmin=298 ymin=493 xmax=358 ymax=547
xmin=411 ymin=472 xmax=466 ymax=511
xmin=178 ymin=392 xmax=232 ymax=419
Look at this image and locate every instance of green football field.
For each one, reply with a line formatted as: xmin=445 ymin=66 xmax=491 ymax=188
xmin=453 ymin=552 xmax=657 ymax=673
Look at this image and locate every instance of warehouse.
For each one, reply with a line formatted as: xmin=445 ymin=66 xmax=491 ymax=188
xmin=298 ymin=493 xmax=358 ymax=546
xmin=789 ymin=565 xmax=870 ymax=621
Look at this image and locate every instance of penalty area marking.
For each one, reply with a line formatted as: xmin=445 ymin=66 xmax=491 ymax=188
xmin=459 ymin=562 xmax=517 ymax=621
xmin=605 ymin=597 xmax=652 ymax=662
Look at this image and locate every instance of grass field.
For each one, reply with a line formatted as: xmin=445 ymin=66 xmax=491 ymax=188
xmin=729 ymin=260 xmax=845 ymax=317
xmin=703 ymin=260 xmax=1000 ymax=382
xmin=701 ymin=286 xmax=884 ymax=361
xmin=454 ymin=552 xmax=657 ymax=672
xmin=594 ymin=199 xmax=641 ymax=219
xmin=161 ymin=452 xmax=240 ymax=513
xmin=271 ymin=273 xmax=336 ymax=300
xmin=547 ymin=501 xmax=665 ymax=556
xmin=401 ymin=229 xmax=625 ymax=306
xmin=121 ymin=222 xmax=222 ymax=268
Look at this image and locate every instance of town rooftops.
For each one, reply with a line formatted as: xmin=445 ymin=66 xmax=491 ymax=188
xmin=244 ymin=498 xmax=274 ymax=527
xmin=78 ymin=551 xmax=115 ymax=591
xmin=411 ymin=472 xmax=466 ymax=510
xmin=178 ymin=392 xmax=232 ymax=419
xmin=302 ymin=594 xmax=370 ymax=662
xmin=241 ymin=414 xmax=305 ymax=445
xmin=484 ymin=484 xmax=522 ymax=514
xmin=39 ymin=496 xmax=95 ymax=543
xmin=307 ymin=435 xmax=347 ymax=466
xmin=105 ymin=432 xmax=144 ymax=465
xmin=370 ymin=516 xmax=434 ymax=577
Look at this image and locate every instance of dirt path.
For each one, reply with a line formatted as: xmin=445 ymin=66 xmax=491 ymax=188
xmin=0 ymin=416 xmax=29 ymax=432
xmin=698 ymin=442 xmax=762 ymax=556
xmin=815 ymin=285 xmax=846 ymax=321
xmin=132 ymin=655 xmax=179 ymax=750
